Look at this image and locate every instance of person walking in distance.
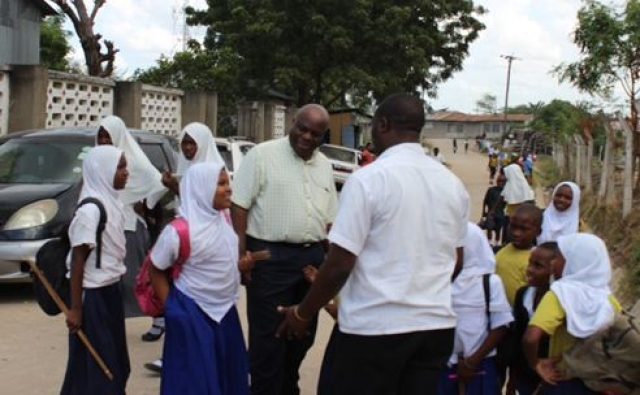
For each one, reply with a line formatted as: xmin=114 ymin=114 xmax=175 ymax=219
xmin=453 ymin=138 xmax=458 ymax=154
xmin=277 ymin=93 xmax=469 ymax=395
xmin=231 ymin=104 xmax=338 ymax=395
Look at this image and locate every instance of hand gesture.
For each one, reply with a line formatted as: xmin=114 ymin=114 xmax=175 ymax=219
xmin=275 ymin=305 xmax=312 ymax=340
xmin=535 ymin=358 xmax=563 ymax=385
xmin=238 ymin=251 xmax=256 ymax=273
xmin=162 ymin=169 xmax=179 ymax=193
xmin=456 ymin=356 xmax=480 ymax=384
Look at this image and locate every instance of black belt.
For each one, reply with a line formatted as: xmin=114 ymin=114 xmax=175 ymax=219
xmin=247 ymin=236 xmax=322 ymax=249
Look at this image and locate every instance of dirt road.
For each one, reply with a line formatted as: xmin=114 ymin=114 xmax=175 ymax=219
xmin=0 ymin=139 xmax=496 ymax=395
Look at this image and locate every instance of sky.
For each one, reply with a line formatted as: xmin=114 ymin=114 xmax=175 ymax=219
xmin=61 ymin=0 xmax=625 ymax=114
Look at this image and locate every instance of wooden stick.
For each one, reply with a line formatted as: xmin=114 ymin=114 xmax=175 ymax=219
xmin=27 ymin=260 xmax=114 ymax=381
xmin=250 ymin=249 xmax=271 ymax=261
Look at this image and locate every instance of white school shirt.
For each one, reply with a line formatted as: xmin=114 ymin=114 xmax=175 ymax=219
xmin=150 ymin=223 xmax=240 ymax=322
xmin=232 ymin=138 xmax=338 ymax=243
xmin=67 ymin=204 xmax=126 ymax=288
xmin=329 ymin=143 xmax=469 ymax=335
xmin=449 ymin=274 xmax=514 ymax=365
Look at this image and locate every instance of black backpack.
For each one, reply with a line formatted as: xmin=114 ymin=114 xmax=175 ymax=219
xmin=32 ymin=198 xmax=107 ymax=316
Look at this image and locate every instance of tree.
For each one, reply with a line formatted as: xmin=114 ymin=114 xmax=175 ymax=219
xmin=49 ymin=0 xmax=117 ymax=77
xmin=185 ymin=0 xmax=485 ymax=107
xmin=475 ymin=93 xmax=497 ymax=113
xmin=530 ymin=100 xmax=590 ymax=141
xmin=554 ymin=0 xmax=640 ymax=184
xmin=40 ymin=16 xmax=71 ymax=71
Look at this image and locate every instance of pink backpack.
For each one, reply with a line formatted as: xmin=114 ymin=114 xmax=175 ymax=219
xmin=134 ymin=218 xmax=190 ymax=317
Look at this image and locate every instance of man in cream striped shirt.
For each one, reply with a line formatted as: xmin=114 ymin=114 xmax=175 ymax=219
xmin=232 ymin=104 xmax=338 ymax=395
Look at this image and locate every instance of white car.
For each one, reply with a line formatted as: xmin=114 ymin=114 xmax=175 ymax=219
xmin=215 ymin=137 xmax=255 ymax=179
xmin=318 ymin=144 xmax=361 ymax=189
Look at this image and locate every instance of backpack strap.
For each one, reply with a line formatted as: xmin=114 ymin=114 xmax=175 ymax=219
xmin=169 ymin=217 xmax=190 ymax=279
xmin=483 ymin=273 xmax=491 ymax=333
xmin=77 ymin=197 xmax=107 ymax=269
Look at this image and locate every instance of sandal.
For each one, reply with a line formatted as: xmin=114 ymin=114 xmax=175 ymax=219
xmin=141 ymin=324 xmax=165 ymax=342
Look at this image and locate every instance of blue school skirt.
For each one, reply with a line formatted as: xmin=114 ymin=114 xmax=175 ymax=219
xmin=161 ymin=287 xmax=249 ymax=395
xmin=60 ymin=283 xmax=130 ymax=395
xmin=437 ymin=357 xmax=499 ymax=395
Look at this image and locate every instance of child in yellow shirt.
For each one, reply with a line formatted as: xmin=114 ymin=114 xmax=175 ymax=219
xmin=523 ymin=234 xmax=620 ymax=395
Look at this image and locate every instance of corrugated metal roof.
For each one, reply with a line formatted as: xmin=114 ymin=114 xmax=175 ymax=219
xmin=427 ymin=111 xmax=533 ymax=123
xmin=29 ymin=0 xmax=58 ymax=16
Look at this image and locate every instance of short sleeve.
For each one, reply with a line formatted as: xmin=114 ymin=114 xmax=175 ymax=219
xmin=231 ymin=147 xmax=259 ymax=209
xmin=327 ymin=177 xmax=370 ymax=256
xmin=489 ymin=275 xmax=514 ymax=329
xmin=68 ymin=204 xmax=101 ymax=249
xmin=149 ymin=225 xmax=180 ymax=270
xmin=529 ymin=291 xmax=565 ymax=335
xmin=457 ymin=187 xmax=470 ymax=247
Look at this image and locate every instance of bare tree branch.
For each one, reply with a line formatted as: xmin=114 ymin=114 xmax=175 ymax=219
xmin=90 ymin=0 xmax=107 ymax=23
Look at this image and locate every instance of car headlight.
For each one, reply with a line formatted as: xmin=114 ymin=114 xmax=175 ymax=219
xmin=4 ymin=199 xmax=59 ymax=230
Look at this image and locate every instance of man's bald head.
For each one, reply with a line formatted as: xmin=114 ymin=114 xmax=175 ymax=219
xmin=374 ymin=93 xmax=425 ymax=133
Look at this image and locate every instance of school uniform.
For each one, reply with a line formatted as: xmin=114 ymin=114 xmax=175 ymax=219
xmin=98 ymin=116 xmax=167 ymax=318
xmin=150 ymin=162 xmax=249 ymax=395
xmin=511 ymin=286 xmax=548 ymax=395
xmin=529 ymin=234 xmax=620 ymax=395
xmin=438 ymin=223 xmax=514 ymax=395
xmin=61 ymin=145 xmax=130 ymax=395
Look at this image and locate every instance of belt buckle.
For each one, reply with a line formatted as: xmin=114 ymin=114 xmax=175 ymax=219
xmin=302 ymin=243 xmax=312 ymax=248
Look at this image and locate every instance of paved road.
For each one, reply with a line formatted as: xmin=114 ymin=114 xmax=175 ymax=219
xmin=0 ymin=139 xmax=496 ymax=395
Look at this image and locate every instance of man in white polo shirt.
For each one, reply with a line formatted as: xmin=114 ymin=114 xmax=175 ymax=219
xmin=231 ymin=104 xmax=338 ymax=395
xmin=278 ymin=93 xmax=469 ymax=394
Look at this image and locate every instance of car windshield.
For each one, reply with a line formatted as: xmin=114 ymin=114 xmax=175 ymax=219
xmin=0 ymin=139 xmax=91 ymax=184
xmin=216 ymin=144 xmax=233 ymax=171
xmin=319 ymin=145 xmax=357 ymax=164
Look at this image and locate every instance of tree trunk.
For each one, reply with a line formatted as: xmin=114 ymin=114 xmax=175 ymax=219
xmin=618 ymin=112 xmax=634 ymax=217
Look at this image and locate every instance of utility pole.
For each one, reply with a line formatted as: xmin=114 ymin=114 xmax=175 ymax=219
xmin=500 ymin=54 xmax=521 ymax=136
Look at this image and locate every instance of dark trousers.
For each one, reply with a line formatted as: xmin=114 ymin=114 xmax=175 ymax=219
xmin=334 ymin=328 xmax=455 ymax=395
xmin=246 ymin=237 xmax=325 ymax=395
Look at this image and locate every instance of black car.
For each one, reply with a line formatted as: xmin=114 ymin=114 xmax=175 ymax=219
xmin=0 ymin=127 xmax=178 ymax=283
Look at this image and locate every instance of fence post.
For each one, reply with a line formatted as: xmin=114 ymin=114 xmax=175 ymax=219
xmin=617 ymin=113 xmax=634 ymax=217
xmin=574 ymin=135 xmax=584 ymax=186
xmin=599 ymin=122 xmax=615 ymax=204
xmin=585 ymin=137 xmax=593 ymax=192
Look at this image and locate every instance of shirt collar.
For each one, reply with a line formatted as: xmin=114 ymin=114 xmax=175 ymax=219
xmin=377 ymin=142 xmax=423 ymax=160
xmin=285 ymin=137 xmax=318 ymax=164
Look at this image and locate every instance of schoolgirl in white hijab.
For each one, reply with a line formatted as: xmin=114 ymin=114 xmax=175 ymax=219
xmin=62 ymin=145 xmax=130 ymax=395
xmin=68 ymin=145 xmax=127 ymax=287
xmin=449 ymin=223 xmax=514 ymax=367
xmin=175 ymin=122 xmax=224 ymax=175
xmin=439 ymin=223 xmax=513 ymax=394
xmin=538 ymin=181 xmax=581 ymax=244
xmin=98 ymin=115 xmax=170 ymax=323
xmin=502 ymin=163 xmax=535 ymax=205
xmin=553 ymin=233 xmax=615 ymax=338
xmin=98 ymin=115 xmax=167 ymax=211
xmin=150 ymin=162 xmax=249 ymax=394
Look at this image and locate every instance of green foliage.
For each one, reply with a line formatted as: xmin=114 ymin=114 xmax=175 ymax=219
xmin=475 ymin=93 xmax=497 ymax=114
xmin=40 ymin=16 xmax=72 ymax=71
xmin=530 ymin=100 xmax=590 ymax=140
xmin=183 ymin=0 xmax=486 ymax=107
xmin=554 ymin=0 xmax=640 ymax=125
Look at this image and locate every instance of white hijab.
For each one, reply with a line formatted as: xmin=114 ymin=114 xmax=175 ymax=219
xmin=79 ymin=145 xmax=127 ymax=261
xmin=178 ymin=162 xmax=237 ymax=263
xmin=538 ymin=181 xmax=581 ymax=244
xmin=98 ymin=116 xmax=167 ymax=208
xmin=452 ymin=223 xmax=508 ymax=312
xmin=502 ymin=163 xmax=535 ymax=204
xmin=552 ymin=233 xmax=615 ymax=338
xmin=176 ymin=123 xmax=224 ymax=175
